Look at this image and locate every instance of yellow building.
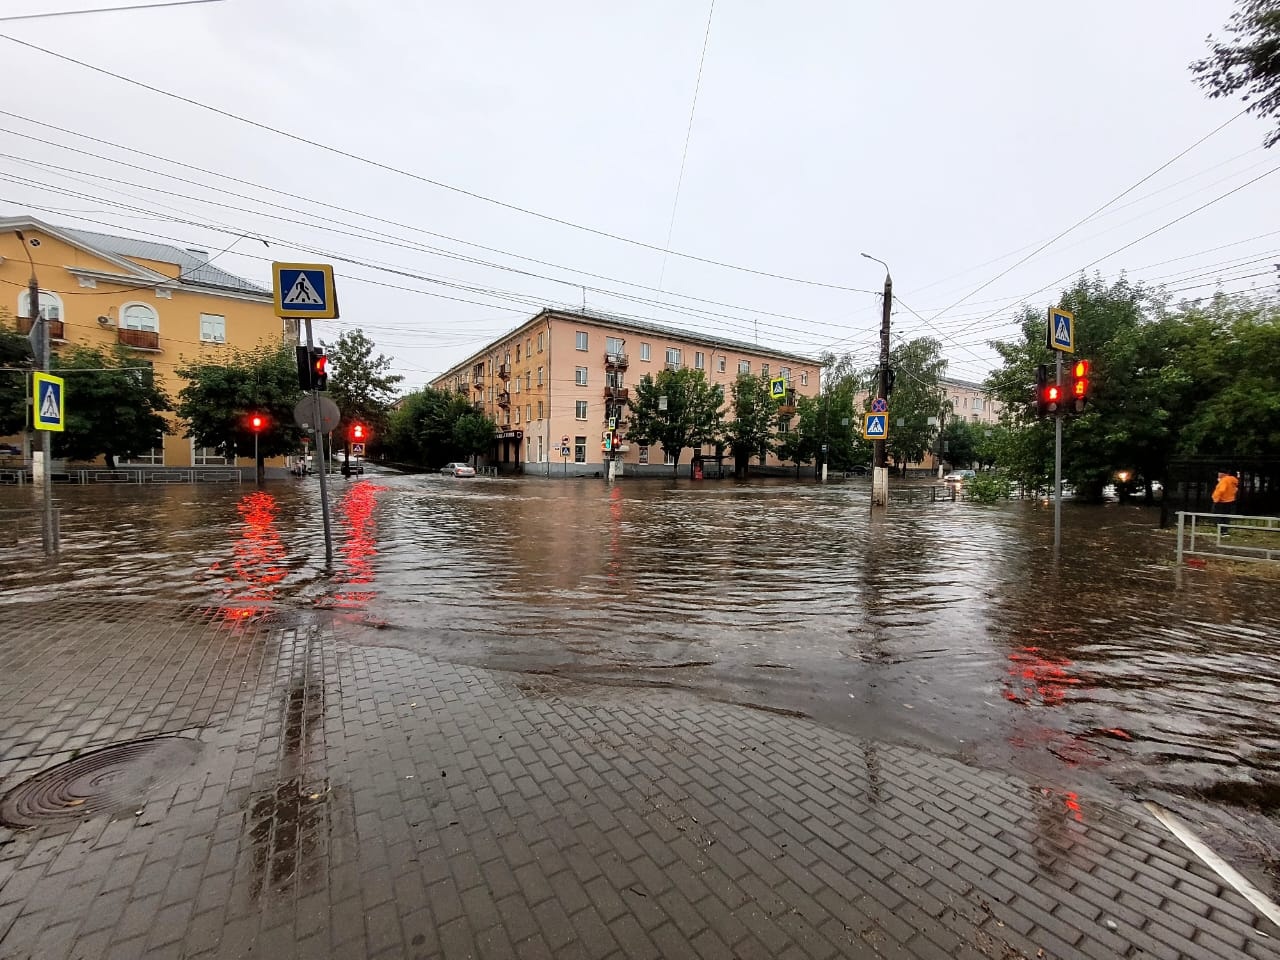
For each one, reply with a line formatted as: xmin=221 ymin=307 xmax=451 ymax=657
xmin=1 ymin=214 xmax=294 ymax=467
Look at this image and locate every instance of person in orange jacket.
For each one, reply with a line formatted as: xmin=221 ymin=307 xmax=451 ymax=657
xmin=1212 ymin=470 xmax=1239 ymax=534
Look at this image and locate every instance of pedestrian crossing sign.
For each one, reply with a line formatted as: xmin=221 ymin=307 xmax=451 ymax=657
xmin=863 ymin=412 xmax=888 ymax=440
xmin=1047 ymin=307 xmax=1075 ymax=353
xmin=273 ymin=262 xmax=338 ymax=319
xmin=32 ymin=372 xmax=65 ymax=432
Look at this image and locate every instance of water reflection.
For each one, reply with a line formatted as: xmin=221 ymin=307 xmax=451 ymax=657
xmin=209 ymin=490 xmax=288 ymax=622
xmin=324 ymin=480 xmax=384 ymax=611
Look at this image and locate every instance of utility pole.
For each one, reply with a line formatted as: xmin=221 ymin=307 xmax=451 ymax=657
xmin=863 ymin=254 xmax=892 ymax=508
xmin=304 ymin=318 xmax=333 ymax=567
xmin=1054 ymin=351 xmax=1063 ymax=553
xmin=16 ymin=230 xmax=56 ymax=556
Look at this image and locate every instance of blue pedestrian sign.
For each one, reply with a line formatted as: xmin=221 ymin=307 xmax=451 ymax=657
xmin=863 ymin=412 xmax=888 ymax=440
xmin=32 ymin=372 xmax=65 ymax=432
xmin=1048 ymin=307 xmax=1075 ymax=354
xmin=273 ymin=262 xmax=339 ymax=319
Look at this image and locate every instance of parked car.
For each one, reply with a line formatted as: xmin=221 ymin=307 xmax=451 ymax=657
xmin=441 ymin=462 xmax=476 ymax=478
xmin=943 ymin=469 xmax=977 ymax=485
xmin=0 ymin=443 xmax=22 ymax=457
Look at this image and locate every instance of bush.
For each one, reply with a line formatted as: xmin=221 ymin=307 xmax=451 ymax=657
xmin=965 ymin=472 xmax=1012 ymax=503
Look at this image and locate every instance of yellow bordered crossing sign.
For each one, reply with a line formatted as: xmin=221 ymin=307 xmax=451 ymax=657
xmin=1048 ymin=307 xmax=1075 ymax=353
xmin=273 ymin=262 xmax=339 ymax=319
xmin=32 ymin=372 xmax=65 ymax=432
xmin=863 ymin=412 xmax=888 ymax=440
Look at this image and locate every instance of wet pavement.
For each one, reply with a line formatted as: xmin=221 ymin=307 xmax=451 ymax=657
xmin=0 ymin=471 xmax=1278 ymax=958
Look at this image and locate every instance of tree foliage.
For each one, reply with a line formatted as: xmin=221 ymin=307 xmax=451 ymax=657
xmin=0 ymin=316 xmax=31 ymax=437
xmin=883 ymin=337 xmax=947 ymax=472
xmin=783 ymin=353 xmax=871 ymax=473
xmin=1191 ymin=0 xmax=1280 ymax=147
xmin=175 ymin=343 xmax=303 ymax=481
xmin=724 ymin=374 xmax=777 ymax=476
xmin=385 ymin=388 xmax=496 ymax=468
xmin=626 ymin=368 xmax=723 ymax=474
xmin=324 ymin=328 xmax=404 ymax=452
xmin=52 ymin=345 xmax=171 ymax=469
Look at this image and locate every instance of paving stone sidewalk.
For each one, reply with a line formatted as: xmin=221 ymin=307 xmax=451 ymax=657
xmin=0 ymin=599 xmax=1276 ymax=959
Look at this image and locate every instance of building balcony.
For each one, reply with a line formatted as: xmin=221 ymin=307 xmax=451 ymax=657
xmin=604 ymin=352 xmax=629 ymax=369
xmin=664 ymin=362 xmax=682 ymax=371
xmin=603 ymin=387 xmax=629 ymax=403
xmin=117 ymin=327 xmax=160 ymax=351
xmin=498 ymin=363 xmax=511 ymax=380
xmin=473 ymin=377 xmax=484 ymax=389
xmin=15 ymin=316 xmax=65 ymax=341
xmin=497 ymin=391 xmax=511 ymax=408
xmin=472 ymin=402 xmax=485 ymax=413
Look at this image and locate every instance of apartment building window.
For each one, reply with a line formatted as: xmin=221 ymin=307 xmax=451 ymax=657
xmin=695 ymin=351 xmax=704 ymax=370
xmin=537 ymin=332 xmax=544 ymax=352
xmin=606 ymin=336 xmax=624 ymax=355
xmin=488 ymin=387 xmax=494 ymax=401
xmin=718 ymin=355 xmax=726 ymax=373
xmin=665 ymin=347 xmax=682 ymax=368
xmin=574 ymin=436 xmax=587 ymax=463
xmin=605 ymin=369 xmax=624 ymax=389
xmin=575 ymin=331 xmax=589 ymax=351
xmin=192 ymin=443 xmax=227 ymax=465
xmin=121 ymin=431 xmax=165 ymax=465
xmin=525 ymin=404 xmax=531 ymax=422
xmin=200 ymin=313 xmax=226 ymax=343
xmin=516 ymin=344 xmax=521 ymax=362
xmin=514 ymin=379 xmax=521 ymax=394
xmin=575 ymin=366 xmax=588 ymax=386
xmin=18 ymin=289 xmax=62 ymax=323
xmin=972 ymin=414 xmax=980 ymax=423
xmin=638 ymin=445 xmax=649 ymax=465
xmin=640 ymin=342 xmax=651 ymax=361
xmin=122 ymin=302 xmax=159 ymax=331
xmin=779 ymin=366 xmax=790 ymax=379
xmin=973 ymin=398 xmax=984 ymax=412
xmin=800 ymin=371 xmax=809 ymax=386
xmin=505 ymin=351 xmax=511 ymax=366
xmin=537 ymin=401 xmax=544 ymax=420
xmin=575 ymin=401 xmax=588 ymax=420
xmin=515 ymin=408 xmax=521 ymax=424
xmin=525 ymin=371 xmax=531 ymax=391
xmin=738 ymin=360 xmax=750 ymax=374
xmin=761 ymin=363 xmax=769 ymax=376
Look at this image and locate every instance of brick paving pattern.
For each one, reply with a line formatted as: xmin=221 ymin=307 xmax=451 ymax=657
xmin=0 ymin=597 xmax=1276 ymax=959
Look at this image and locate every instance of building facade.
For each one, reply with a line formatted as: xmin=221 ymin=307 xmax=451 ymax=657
xmin=431 ymin=309 xmax=821 ymax=475
xmin=941 ymin=376 xmax=1002 ymax=426
xmin=1 ymin=215 xmax=292 ymax=467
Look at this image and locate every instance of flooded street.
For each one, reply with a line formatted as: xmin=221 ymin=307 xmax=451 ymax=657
xmin=2 ymin=470 xmax=1278 ymax=883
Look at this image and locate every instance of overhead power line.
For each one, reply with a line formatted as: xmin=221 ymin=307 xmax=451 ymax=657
xmin=0 ymin=0 xmax=221 ymax=22
xmin=0 ymin=33 xmax=876 ymax=295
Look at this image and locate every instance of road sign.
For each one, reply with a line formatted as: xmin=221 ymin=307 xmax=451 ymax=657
xmin=32 ymin=373 xmax=65 ymax=432
xmin=863 ymin=412 xmax=888 ymax=440
xmin=293 ymin=396 xmax=341 ymax=433
xmin=352 ymin=443 xmax=365 ymax=456
xmin=769 ymin=377 xmax=787 ymax=401
xmin=1048 ymin=307 xmax=1075 ymax=353
xmin=560 ymin=445 xmax=571 ymax=458
xmin=273 ymin=262 xmax=338 ymax=319
xmin=871 ymin=397 xmax=888 ymax=413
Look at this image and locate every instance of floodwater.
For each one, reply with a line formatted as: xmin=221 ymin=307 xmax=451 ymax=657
xmin=2 ymin=469 xmax=1279 ymax=880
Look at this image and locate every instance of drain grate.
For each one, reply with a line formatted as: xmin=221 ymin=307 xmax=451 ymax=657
xmin=0 ymin=736 xmax=203 ymax=828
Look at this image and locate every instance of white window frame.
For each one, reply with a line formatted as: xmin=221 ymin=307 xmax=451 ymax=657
xmin=664 ymin=449 xmax=677 ymax=466
xmin=575 ymin=367 xmax=588 ymax=386
xmin=761 ymin=363 xmax=769 ymax=376
xmin=514 ymin=408 xmax=521 ymax=424
xmin=718 ymin=356 xmax=726 ymax=373
xmin=537 ymin=367 xmax=544 ymax=386
xmin=738 ymin=360 xmax=750 ymax=374
xmin=695 ymin=351 xmax=704 ymax=370
xmin=575 ymin=331 xmax=589 ymax=351
xmin=119 ymin=432 xmax=165 ymax=465
xmin=575 ymin=400 xmax=588 ymax=420
xmin=537 ymin=332 xmax=544 ymax=352
xmin=17 ymin=289 xmax=63 ymax=323
xmin=606 ymin=336 xmax=624 ymax=355
xmin=121 ymin=301 xmax=159 ymax=332
xmin=800 ymin=371 xmax=809 ymax=386
xmin=191 ymin=441 xmax=228 ymax=465
xmin=665 ymin=347 xmax=682 ymax=368
xmin=199 ymin=313 xmax=226 ymax=343
xmin=640 ymin=342 xmax=651 ymax=362
xmin=574 ymin=436 xmax=587 ymax=463
xmin=537 ymin=401 xmax=544 ymax=420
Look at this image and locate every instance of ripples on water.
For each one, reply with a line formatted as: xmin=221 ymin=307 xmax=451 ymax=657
xmin=2 ymin=473 xmax=1278 ymax=813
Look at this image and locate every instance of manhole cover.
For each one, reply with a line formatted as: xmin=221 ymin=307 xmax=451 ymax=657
xmin=0 ymin=736 xmax=203 ymax=827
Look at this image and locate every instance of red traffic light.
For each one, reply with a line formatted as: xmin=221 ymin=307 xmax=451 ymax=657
xmin=1073 ymin=359 xmax=1089 ymax=379
xmin=1071 ymin=358 xmax=1090 ymax=410
xmin=1046 ymin=385 xmax=1060 ymax=402
xmin=313 ymin=355 xmax=327 ymax=376
xmin=249 ymin=413 xmax=266 ymax=432
xmin=349 ymin=423 xmax=366 ymax=442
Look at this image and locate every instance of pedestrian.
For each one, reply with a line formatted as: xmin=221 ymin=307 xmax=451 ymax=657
xmin=1211 ymin=470 xmax=1238 ymax=535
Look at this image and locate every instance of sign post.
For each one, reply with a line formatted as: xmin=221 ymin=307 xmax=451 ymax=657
xmin=561 ymin=435 xmax=570 ymax=475
xmin=1047 ymin=307 xmax=1075 ymax=553
xmin=274 ymin=262 xmax=339 ymax=566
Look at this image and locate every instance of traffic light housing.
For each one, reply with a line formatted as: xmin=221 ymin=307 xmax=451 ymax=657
xmin=249 ymin=413 xmax=266 ymax=433
xmin=1070 ymin=359 xmax=1090 ymax=413
xmin=1034 ymin=364 xmax=1063 ymax=417
xmin=295 ymin=346 xmax=328 ymax=390
xmin=349 ymin=423 xmax=366 ymax=443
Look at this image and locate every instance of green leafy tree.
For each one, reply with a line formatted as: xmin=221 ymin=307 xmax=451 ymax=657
xmin=883 ymin=337 xmax=947 ymax=474
xmin=176 ymin=343 xmax=303 ymax=483
xmin=724 ymin=374 xmax=777 ymax=477
xmin=0 ymin=315 xmax=31 ymax=436
xmin=941 ymin=417 xmax=979 ymax=470
xmin=787 ymin=353 xmax=871 ymax=474
xmin=324 ymin=328 xmax=403 ymax=456
xmin=52 ymin=345 xmax=171 ymax=468
xmin=385 ymin=388 xmax=494 ymax=468
xmin=1191 ymin=0 xmax=1280 ymax=147
xmin=452 ymin=412 xmax=497 ymax=464
xmin=626 ymin=368 xmax=723 ymax=475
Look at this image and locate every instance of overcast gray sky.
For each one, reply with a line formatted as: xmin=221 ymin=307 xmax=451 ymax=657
xmin=1 ymin=0 xmax=1272 ymax=389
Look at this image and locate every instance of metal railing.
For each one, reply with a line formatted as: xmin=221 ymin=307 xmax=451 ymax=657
xmin=1176 ymin=511 xmax=1280 ymax=566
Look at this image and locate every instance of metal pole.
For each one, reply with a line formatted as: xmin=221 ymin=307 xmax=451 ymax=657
xmin=862 ymin=254 xmax=891 ymax=509
xmin=304 ymin=319 xmax=333 ymax=566
xmin=1175 ymin=511 xmax=1185 ymax=566
xmin=254 ymin=431 xmax=259 ymax=483
xmin=18 ymin=230 xmax=57 ymax=557
xmin=1053 ymin=352 xmax=1063 ymax=553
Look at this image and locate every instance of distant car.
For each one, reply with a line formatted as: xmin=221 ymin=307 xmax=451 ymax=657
xmin=441 ymin=462 xmax=476 ymax=478
xmin=943 ymin=469 xmax=976 ymax=485
xmin=0 ymin=443 xmax=21 ymax=457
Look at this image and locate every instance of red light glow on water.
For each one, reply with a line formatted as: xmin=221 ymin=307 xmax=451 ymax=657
xmin=208 ymin=491 xmax=287 ymax=622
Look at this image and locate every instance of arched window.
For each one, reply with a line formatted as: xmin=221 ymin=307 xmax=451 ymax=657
xmin=121 ymin=302 xmax=159 ymax=332
xmin=16 ymin=290 xmax=62 ymax=323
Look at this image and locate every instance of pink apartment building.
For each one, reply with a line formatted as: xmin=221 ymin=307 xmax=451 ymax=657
xmin=430 ymin=308 xmax=822 ymax=476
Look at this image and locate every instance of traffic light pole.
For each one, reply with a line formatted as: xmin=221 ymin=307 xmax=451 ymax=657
xmin=1054 ymin=352 xmax=1063 ymax=553
xmin=304 ymin=318 xmax=334 ymax=567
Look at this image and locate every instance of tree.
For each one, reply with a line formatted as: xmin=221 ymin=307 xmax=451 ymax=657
xmin=452 ymin=412 xmax=497 ymax=464
xmin=884 ymin=337 xmax=947 ymax=474
xmin=324 ymin=329 xmax=403 ymax=456
xmin=941 ymin=418 xmax=979 ymax=470
xmin=385 ymin=388 xmax=494 ymax=468
xmin=724 ymin=374 xmax=777 ymax=477
xmin=0 ymin=315 xmax=31 ymax=437
xmin=1191 ymin=0 xmax=1280 ymax=147
xmin=176 ymin=343 xmax=303 ymax=483
xmin=626 ymin=368 xmax=723 ymax=475
xmin=788 ymin=352 xmax=871 ymax=475
xmin=52 ymin=345 xmax=171 ymax=468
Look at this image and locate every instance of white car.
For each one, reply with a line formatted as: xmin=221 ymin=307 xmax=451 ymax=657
xmin=441 ymin=462 xmax=476 ymax=478
xmin=943 ymin=469 xmax=976 ymax=485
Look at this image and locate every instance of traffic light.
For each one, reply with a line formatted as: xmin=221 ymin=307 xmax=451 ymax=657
xmin=249 ymin=413 xmax=266 ymax=433
xmin=602 ymin=430 xmax=613 ymax=452
xmin=294 ymin=346 xmax=328 ymax=390
xmin=1071 ymin=359 xmax=1090 ymax=413
xmin=1035 ymin=364 xmax=1062 ymax=417
xmin=349 ymin=423 xmax=366 ymax=443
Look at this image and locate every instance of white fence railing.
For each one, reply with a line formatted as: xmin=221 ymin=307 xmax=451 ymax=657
xmin=1175 ymin=511 xmax=1280 ymax=565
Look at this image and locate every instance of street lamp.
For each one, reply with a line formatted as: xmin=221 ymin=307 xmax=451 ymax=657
xmin=861 ymin=253 xmax=892 ymax=509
